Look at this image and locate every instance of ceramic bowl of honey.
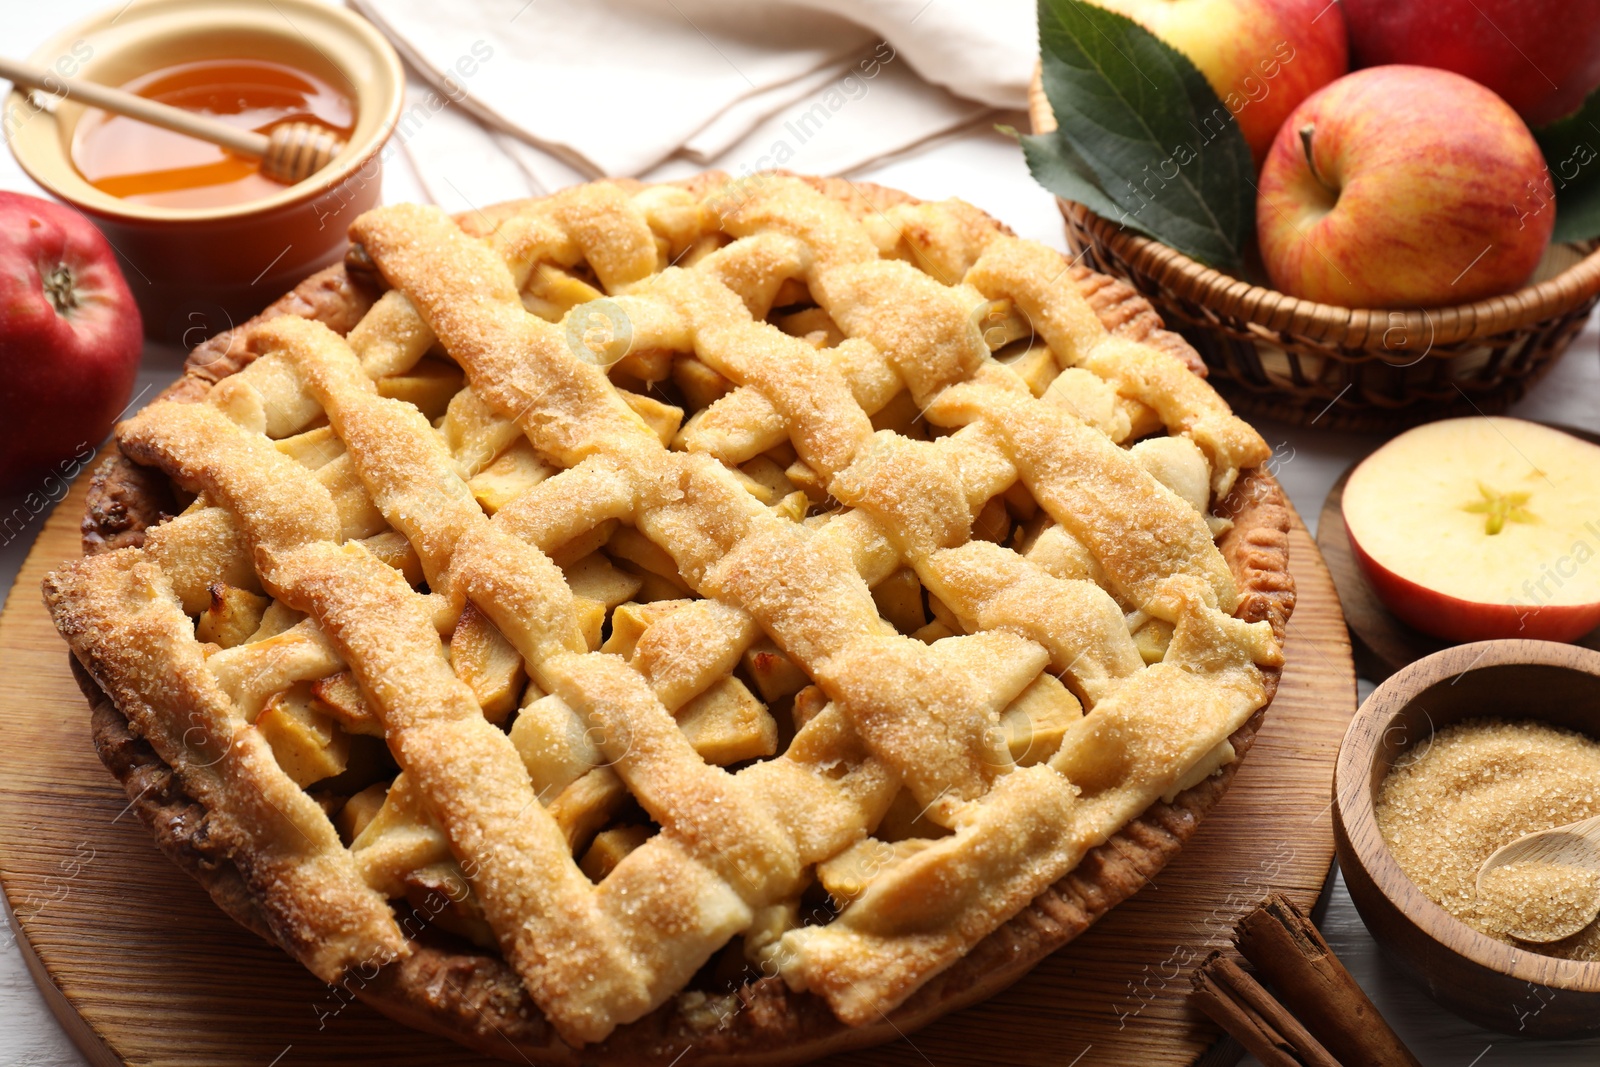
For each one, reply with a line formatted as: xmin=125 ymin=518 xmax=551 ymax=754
xmin=1333 ymin=639 xmax=1600 ymax=1038
xmin=7 ymin=0 xmax=403 ymax=342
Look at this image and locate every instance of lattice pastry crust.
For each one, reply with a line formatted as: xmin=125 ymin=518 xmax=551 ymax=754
xmin=47 ymin=174 xmax=1294 ymax=1064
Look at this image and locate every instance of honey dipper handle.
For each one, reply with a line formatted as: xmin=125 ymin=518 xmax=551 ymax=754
xmin=0 ymin=54 xmax=269 ymax=158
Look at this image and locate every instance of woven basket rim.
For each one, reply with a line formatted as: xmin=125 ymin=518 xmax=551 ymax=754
xmin=1026 ymin=66 xmax=1600 ymax=349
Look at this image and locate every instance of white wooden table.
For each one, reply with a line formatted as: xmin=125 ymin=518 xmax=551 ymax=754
xmin=4 ymin=32 xmax=1600 ymax=1067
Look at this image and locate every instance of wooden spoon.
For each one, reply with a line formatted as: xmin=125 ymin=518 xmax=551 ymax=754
xmin=1475 ymin=813 xmax=1600 ymax=943
xmin=0 ymin=55 xmax=345 ymax=185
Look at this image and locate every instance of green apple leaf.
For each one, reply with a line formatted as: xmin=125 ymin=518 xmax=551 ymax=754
xmin=1533 ymin=87 xmax=1600 ymax=243
xmin=1021 ymin=0 xmax=1254 ymax=271
xmin=1020 ymin=127 xmax=1132 ymax=227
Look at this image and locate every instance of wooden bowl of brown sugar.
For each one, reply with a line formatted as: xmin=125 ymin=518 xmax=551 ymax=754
xmin=1333 ymin=639 xmax=1600 ymax=1037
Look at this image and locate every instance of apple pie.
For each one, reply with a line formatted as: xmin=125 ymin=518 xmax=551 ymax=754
xmin=46 ymin=173 xmax=1293 ymax=1063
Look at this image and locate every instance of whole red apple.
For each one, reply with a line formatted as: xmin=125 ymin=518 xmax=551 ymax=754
xmin=1086 ymin=0 xmax=1347 ymax=165
xmin=1343 ymin=0 xmax=1600 ymax=127
xmin=0 ymin=192 xmax=141 ymax=494
xmin=1256 ymin=66 xmax=1553 ymax=308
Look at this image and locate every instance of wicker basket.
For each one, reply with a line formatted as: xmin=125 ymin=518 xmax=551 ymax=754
xmin=1027 ymin=71 xmax=1600 ymax=431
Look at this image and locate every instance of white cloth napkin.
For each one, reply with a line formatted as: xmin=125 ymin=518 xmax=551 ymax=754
xmin=350 ymin=0 xmax=1035 ymax=211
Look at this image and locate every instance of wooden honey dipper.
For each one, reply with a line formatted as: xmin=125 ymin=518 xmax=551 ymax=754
xmin=0 ymin=55 xmax=345 ymax=185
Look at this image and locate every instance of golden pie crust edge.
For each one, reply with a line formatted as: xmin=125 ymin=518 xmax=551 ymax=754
xmin=65 ymin=175 xmax=1296 ymax=1065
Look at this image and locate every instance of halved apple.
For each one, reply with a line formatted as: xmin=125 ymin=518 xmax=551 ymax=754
xmin=1342 ymin=417 xmax=1600 ymax=643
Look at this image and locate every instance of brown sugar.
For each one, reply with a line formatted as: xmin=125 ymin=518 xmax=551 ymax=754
xmin=1474 ymin=860 xmax=1600 ymax=943
xmin=1374 ymin=718 xmax=1600 ymax=960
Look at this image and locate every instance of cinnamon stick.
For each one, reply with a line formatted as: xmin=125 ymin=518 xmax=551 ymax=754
xmin=1190 ymin=951 xmax=1341 ymax=1067
xmin=1234 ymin=893 xmax=1421 ymax=1067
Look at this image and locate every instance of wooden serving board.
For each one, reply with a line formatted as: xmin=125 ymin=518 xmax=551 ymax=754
xmin=0 ymin=472 xmax=1356 ymax=1067
xmin=1316 ymin=425 xmax=1600 ymax=682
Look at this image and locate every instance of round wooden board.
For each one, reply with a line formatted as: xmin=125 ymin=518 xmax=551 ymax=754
xmin=0 ymin=471 xmax=1356 ymax=1067
xmin=1316 ymin=425 xmax=1600 ymax=683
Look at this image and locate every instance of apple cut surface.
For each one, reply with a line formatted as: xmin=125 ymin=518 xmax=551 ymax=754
xmin=1343 ymin=418 xmax=1600 ymax=643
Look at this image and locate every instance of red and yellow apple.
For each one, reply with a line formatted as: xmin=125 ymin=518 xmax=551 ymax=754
xmin=1342 ymin=418 xmax=1600 ymax=644
xmin=1256 ymin=66 xmax=1554 ymax=308
xmin=0 ymin=192 xmax=142 ymax=493
xmin=1086 ymin=0 xmax=1347 ymax=165
xmin=1343 ymin=0 xmax=1600 ymax=127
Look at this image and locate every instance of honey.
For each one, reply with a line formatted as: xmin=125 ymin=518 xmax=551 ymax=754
xmin=71 ymin=58 xmax=353 ymax=208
